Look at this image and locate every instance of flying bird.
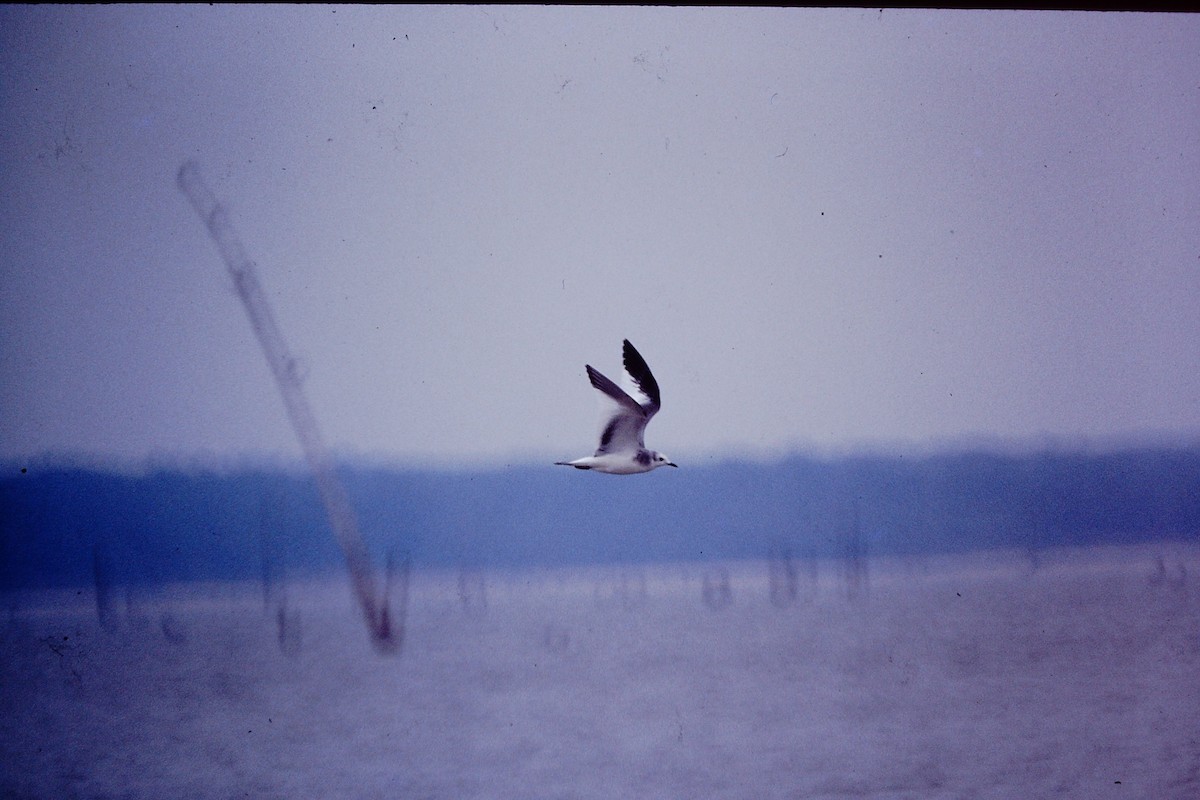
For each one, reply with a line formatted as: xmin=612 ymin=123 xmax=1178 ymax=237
xmin=555 ymin=339 xmax=677 ymax=474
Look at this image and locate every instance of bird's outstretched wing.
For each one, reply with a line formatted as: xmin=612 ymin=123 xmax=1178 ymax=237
xmin=621 ymin=339 xmax=661 ymax=417
xmin=586 ymin=365 xmax=648 ymax=455
xmin=583 ymin=340 xmax=663 ymax=456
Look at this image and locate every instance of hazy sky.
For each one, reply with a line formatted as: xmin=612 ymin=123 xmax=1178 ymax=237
xmin=2 ymin=6 xmax=1198 ymax=468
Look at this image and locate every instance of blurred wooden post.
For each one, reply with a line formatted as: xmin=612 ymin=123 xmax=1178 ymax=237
xmin=177 ymin=161 xmax=402 ymax=654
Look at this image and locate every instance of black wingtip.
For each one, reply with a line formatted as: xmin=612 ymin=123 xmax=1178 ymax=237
xmin=622 ymin=339 xmax=646 ymax=366
xmin=620 ymin=339 xmax=661 ymax=409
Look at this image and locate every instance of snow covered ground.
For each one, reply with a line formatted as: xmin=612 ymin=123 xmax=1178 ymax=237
xmin=3 ymin=544 xmax=1198 ymax=799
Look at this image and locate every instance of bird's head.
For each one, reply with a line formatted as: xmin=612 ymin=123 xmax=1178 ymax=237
xmin=651 ymin=452 xmax=678 ymax=470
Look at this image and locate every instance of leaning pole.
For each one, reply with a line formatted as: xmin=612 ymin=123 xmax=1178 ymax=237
xmin=177 ymin=161 xmax=402 ymax=654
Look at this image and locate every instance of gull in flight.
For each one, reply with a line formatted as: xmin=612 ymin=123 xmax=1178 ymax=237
xmin=556 ymin=339 xmax=677 ymax=474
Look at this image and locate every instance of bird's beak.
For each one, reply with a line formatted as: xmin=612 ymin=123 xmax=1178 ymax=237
xmin=668 ymin=462 xmax=678 ymax=468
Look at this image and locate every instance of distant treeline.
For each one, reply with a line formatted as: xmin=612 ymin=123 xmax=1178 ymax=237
xmin=2 ymin=447 xmax=1199 ymax=588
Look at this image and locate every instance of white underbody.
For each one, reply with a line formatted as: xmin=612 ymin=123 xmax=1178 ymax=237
xmin=556 ymin=453 xmax=661 ymax=475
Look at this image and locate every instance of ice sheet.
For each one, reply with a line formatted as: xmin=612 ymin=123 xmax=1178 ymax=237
xmin=3 ymin=545 xmax=1198 ymax=799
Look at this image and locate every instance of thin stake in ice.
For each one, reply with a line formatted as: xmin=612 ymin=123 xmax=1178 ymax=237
xmin=177 ymin=161 xmax=403 ymax=654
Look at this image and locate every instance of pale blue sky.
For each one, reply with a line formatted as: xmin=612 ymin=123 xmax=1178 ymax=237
xmin=2 ymin=6 xmax=1198 ymax=467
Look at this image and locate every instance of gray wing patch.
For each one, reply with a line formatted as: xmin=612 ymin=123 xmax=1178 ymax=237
xmin=598 ymin=417 xmax=619 ymax=450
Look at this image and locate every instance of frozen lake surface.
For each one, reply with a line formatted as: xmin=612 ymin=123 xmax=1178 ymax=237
xmin=3 ymin=544 xmax=1198 ymax=799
